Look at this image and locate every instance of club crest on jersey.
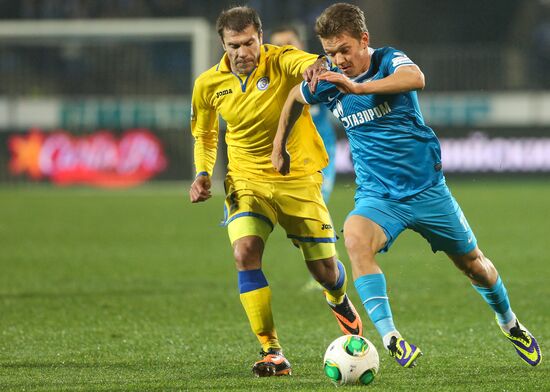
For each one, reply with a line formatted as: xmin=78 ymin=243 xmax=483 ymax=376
xmin=256 ymin=77 xmax=270 ymax=91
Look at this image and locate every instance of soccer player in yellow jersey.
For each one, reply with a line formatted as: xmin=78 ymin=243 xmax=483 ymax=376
xmin=189 ymin=6 xmax=363 ymax=377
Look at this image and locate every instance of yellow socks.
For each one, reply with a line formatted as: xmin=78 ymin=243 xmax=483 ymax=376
xmin=238 ymin=269 xmax=280 ymax=351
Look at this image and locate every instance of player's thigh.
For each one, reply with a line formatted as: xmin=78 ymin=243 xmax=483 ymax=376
xmin=275 ymin=173 xmax=337 ymax=261
xmin=346 ymin=195 xmax=409 ymax=253
xmin=224 ymin=176 xmax=276 ymax=245
xmin=343 ymin=214 xmax=388 ymax=255
xmin=410 ymin=182 xmax=477 ymax=254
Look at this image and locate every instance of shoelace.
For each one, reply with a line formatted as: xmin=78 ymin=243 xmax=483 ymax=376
xmin=509 ymin=326 xmax=530 ymax=344
xmin=260 ymin=349 xmax=282 ymax=357
xmin=387 ymin=337 xmax=402 ymax=357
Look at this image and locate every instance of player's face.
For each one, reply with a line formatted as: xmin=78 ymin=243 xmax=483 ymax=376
xmin=222 ymin=25 xmax=262 ymax=75
xmin=270 ymin=31 xmax=303 ymax=50
xmin=320 ymin=32 xmax=370 ymax=77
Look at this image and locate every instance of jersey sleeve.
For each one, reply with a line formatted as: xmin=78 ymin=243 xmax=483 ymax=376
xmin=278 ymin=45 xmax=319 ymax=78
xmin=190 ymin=80 xmax=219 ymax=176
xmin=299 ymin=66 xmax=340 ymax=105
xmin=379 ymin=47 xmax=416 ymax=76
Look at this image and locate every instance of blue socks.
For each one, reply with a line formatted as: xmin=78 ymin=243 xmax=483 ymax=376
xmin=354 ymin=273 xmax=396 ymax=340
xmin=355 ymin=273 xmax=516 ymax=342
xmin=323 ymin=260 xmax=346 ymax=291
xmin=238 ymin=269 xmax=268 ymax=294
xmin=472 ymin=276 xmax=515 ymax=325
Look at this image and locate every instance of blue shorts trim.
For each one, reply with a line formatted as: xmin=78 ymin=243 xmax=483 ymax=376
xmin=224 ymin=212 xmax=274 ymax=229
xmin=348 ymin=181 xmax=477 ymax=255
xmin=287 ymin=234 xmax=337 ymax=243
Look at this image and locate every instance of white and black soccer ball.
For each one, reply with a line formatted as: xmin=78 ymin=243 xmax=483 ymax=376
xmin=323 ymin=335 xmax=379 ymax=386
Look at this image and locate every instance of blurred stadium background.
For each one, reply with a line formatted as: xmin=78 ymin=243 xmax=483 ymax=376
xmin=1 ymin=0 xmax=550 ymax=185
xmin=1 ymin=1 xmax=549 ymax=391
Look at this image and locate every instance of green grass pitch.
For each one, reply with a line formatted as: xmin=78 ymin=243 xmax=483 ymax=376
xmin=0 ymin=179 xmax=548 ymax=391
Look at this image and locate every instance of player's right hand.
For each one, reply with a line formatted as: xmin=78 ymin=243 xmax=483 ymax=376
xmin=317 ymin=71 xmax=359 ymax=93
xmin=303 ymin=56 xmax=329 ymax=93
xmin=271 ymin=147 xmax=291 ymax=176
xmin=189 ymin=174 xmax=212 ymax=203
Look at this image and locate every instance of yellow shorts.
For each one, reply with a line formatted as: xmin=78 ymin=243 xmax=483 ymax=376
xmin=223 ymin=172 xmax=336 ymax=261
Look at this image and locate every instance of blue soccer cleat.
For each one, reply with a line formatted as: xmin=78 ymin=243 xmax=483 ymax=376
xmin=498 ymin=319 xmax=542 ymax=367
xmin=387 ymin=336 xmax=422 ymax=368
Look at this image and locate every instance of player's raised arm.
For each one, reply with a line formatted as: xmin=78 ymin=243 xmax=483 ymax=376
xmin=275 ymin=43 xmax=329 ymax=94
xmin=271 ymin=84 xmax=308 ymax=175
xmin=318 ymin=64 xmax=424 ymax=95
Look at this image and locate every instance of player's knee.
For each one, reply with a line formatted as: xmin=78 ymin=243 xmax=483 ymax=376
xmin=457 ymin=249 xmax=496 ymax=285
xmin=344 ymin=233 xmax=376 ymax=259
xmin=233 ymin=238 xmax=262 ymax=270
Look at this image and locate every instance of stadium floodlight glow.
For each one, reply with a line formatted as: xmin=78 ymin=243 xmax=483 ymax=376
xmin=0 ymin=18 xmax=211 ymax=81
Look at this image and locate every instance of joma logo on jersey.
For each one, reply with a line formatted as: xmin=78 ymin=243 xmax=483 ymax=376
xmin=215 ymin=89 xmax=233 ymax=99
xmin=321 ymin=223 xmax=333 ymax=230
xmin=340 ymin=101 xmax=391 ymax=129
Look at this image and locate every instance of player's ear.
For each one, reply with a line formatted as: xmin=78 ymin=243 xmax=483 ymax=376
xmin=258 ymin=29 xmax=263 ymax=45
xmin=361 ymin=32 xmax=369 ymax=49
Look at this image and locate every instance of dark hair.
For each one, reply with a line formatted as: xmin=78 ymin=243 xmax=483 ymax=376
xmin=315 ymin=3 xmax=368 ymax=40
xmin=271 ymin=25 xmax=300 ymax=39
xmin=216 ymin=6 xmax=262 ymax=41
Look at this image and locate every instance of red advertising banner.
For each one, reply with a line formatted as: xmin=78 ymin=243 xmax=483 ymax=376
xmin=8 ymin=129 xmax=167 ymax=187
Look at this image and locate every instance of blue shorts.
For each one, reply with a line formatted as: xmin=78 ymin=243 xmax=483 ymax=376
xmin=348 ymin=181 xmax=477 ymax=255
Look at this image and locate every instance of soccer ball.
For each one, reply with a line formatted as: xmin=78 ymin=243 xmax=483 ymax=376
xmin=323 ymin=335 xmax=379 ymax=386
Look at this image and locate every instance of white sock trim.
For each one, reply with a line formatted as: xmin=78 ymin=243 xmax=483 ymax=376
xmin=382 ymin=330 xmax=401 ymax=349
xmin=501 ymin=315 xmax=518 ymax=333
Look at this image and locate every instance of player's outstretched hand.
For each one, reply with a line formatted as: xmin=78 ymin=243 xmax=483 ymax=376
xmin=303 ymin=57 xmax=328 ymax=93
xmin=318 ymin=71 xmax=360 ymax=93
xmin=189 ymin=174 xmax=212 ymax=203
xmin=271 ymin=146 xmax=291 ymax=176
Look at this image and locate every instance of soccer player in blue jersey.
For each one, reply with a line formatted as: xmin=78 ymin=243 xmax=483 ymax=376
xmin=270 ymin=26 xmax=338 ymax=202
xmin=272 ymin=2 xmax=541 ymax=368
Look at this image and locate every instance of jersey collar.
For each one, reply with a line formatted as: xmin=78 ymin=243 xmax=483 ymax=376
xmin=217 ymin=53 xmax=232 ymax=73
xmin=352 ymin=47 xmax=375 ymax=82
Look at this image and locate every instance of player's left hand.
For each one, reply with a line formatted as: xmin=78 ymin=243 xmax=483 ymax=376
xmin=271 ymin=146 xmax=291 ymax=176
xmin=303 ymin=57 xmax=328 ymax=93
xmin=189 ymin=174 xmax=212 ymax=203
xmin=318 ymin=71 xmax=361 ymax=94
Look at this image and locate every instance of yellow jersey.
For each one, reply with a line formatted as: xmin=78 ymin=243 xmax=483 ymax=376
xmin=190 ymin=44 xmax=328 ymax=179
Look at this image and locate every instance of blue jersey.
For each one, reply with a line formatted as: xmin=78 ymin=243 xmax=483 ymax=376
xmin=301 ymin=46 xmax=443 ymax=200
